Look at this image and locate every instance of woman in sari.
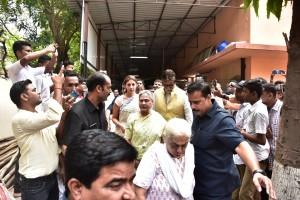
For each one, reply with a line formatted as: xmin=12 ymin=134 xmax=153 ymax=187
xmin=134 ymin=118 xmax=195 ymax=200
xmin=125 ymin=90 xmax=166 ymax=161
xmin=112 ymin=75 xmax=139 ymax=135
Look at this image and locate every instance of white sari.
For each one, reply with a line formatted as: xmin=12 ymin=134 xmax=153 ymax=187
xmin=114 ymin=94 xmax=139 ymax=134
xmin=134 ymin=141 xmax=195 ymax=200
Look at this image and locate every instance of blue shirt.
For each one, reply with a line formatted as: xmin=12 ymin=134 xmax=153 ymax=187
xmin=192 ymin=100 xmax=244 ymax=199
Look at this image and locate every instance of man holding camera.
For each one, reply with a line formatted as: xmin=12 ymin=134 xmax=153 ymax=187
xmin=6 ymin=41 xmax=57 ymax=85
xmin=9 ymin=73 xmax=68 ymax=200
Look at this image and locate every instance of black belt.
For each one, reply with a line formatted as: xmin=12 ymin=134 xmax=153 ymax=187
xmin=20 ymin=171 xmax=56 ymax=182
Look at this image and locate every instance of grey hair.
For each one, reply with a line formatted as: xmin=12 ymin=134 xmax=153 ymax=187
xmin=163 ymin=118 xmax=191 ymax=138
xmin=139 ymin=90 xmax=154 ymax=101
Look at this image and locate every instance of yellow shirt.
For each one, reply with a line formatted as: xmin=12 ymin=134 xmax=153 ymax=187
xmin=125 ymin=110 xmax=166 ymax=160
xmin=12 ymin=99 xmax=64 ymax=178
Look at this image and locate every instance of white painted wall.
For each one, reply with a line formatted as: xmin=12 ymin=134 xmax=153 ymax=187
xmin=80 ymin=3 xmax=98 ymax=69
xmin=0 ymin=78 xmax=17 ymax=139
xmin=87 ymin=21 xmax=98 ymax=68
xmin=250 ymin=0 xmax=292 ymax=45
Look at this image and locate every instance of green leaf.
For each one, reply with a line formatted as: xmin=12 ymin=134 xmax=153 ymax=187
xmin=266 ymin=0 xmax=283 ymax=20
xmin=1 ymin=0 xmax=8 ymax=5
xmin=266 ymin=0 xmax=274 ymax=18
xmin=253 ymin=0 xmax=259 ymax=16
xmin=1 ymin=0 xmax=8 ymax=10
xmin=272 ymin=0 xmax=283 ymax=20
xmin=243 ymin=0 xmax=252 ymax=8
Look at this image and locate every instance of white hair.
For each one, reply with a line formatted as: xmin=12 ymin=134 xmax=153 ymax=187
xmin=163 ymin=118 xmax=192 ymax=138
xmin=139 ymin=90 xmax=154 ymax=101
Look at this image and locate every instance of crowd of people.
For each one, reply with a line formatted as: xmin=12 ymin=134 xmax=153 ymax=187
xmin=4 ymin=40 xmax=283 ymax=200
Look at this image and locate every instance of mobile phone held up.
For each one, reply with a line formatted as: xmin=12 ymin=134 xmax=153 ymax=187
xmin=70 ymin=90 xmax=79 ymax=99
xmin=272 ymin=69 xmax=285 ymax=75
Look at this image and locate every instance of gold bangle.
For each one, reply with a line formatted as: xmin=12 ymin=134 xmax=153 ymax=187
xmin=54 ymin=87 xmax=62 ymax=90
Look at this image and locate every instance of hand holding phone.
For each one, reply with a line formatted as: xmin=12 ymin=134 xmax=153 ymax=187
xmin=70 ymin=90 xmax=79 ymax=99
xmin=271 ymin=69 xmax=285 ymax=75
xmin=270 ymin=69 xmax=286 ymax=83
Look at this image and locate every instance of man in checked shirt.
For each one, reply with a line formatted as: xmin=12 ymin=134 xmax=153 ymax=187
xmin=261 ymin=83 xmax=283 ymax=199
xmin=261 ymin=83 xmax=283 ymax=177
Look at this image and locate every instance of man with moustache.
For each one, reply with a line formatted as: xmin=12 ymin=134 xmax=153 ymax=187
xmin=65 ymin=129 xmax=137 ymax=200
xmin=187 ymin=81 xmax=276 ymax=200
xmin=63 ymin=72 xmax=111 ymax=150
xmin=9 ymin=75 xmax=66 ymax=200
xmin=154 ymin=69 xmax=192 ymax=124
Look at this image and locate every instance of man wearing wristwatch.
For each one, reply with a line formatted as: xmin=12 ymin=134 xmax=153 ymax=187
xmin=187 ymin=81 xmax=276 ymax=200
xmin=239 ymin=79 xmax=270 ymax=200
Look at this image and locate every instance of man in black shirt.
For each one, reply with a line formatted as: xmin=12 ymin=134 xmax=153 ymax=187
xmin=63 ymin=72 xmax=111 ymax=150
xmin=187 ymin=81 xmax=276 ymax=200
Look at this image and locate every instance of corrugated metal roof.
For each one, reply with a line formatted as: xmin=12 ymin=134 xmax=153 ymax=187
xmin=66 ymin=0 xmax=232 ymax=75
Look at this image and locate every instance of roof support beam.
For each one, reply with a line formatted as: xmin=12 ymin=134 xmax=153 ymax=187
xmin=147 ymin=0 xmax=167 ymax=57
xmin=165 ymin=0 xmax=197 ymax=50
xmin=104 ymin=34 xmax=192 ymax=42
xmin=167 ymin=0 xmax=229 ymax=65
xmin=101 ymin=28 xmax=192 ymax=33
xmin=98 ymin=16 xmax=209 ymax=27
xmin=105 ymin=0 xmax=124 ymax=65
xmin=132 ymin=1 xmax=136 ymax=56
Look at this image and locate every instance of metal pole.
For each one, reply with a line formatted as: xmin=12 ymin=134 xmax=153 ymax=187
xmin=83 ymin=41 xmax=88 ymax=78
xmin=81 ymin=0 xmax=89 ymax=78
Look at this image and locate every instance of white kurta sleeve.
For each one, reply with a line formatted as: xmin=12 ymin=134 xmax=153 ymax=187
xmin=6 ymin=60 xmax=23 ymax=80
xmin=183 ymin=95 xmax=193 ymax=124
xmin=133 ymin=144 xmax=157 ymax=189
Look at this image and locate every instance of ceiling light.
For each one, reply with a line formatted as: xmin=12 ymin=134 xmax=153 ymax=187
xmin=130 ymin=56 xmax=148 ymax=59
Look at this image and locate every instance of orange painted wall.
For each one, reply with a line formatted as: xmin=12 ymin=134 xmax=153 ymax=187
xmin=249 ymin=55 xmax=287 ymax=82
xmin=174 ymin=0 xmax=250 ymax=77
xmin=206 ymin=60 xmax=241 ymax=86
xmin=198 ymin=54 xmax=287 ymax=87
xmin=173 ymin=0 xmax=290 ymax=85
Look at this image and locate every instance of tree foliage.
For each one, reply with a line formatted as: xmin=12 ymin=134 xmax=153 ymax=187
xmin=244 ymin=0 xmax=289 ymax=19
xmin=21 ymin=0 xmax=81 ymax=69
xmin=0 ymin=0 xmax=80 ymax=72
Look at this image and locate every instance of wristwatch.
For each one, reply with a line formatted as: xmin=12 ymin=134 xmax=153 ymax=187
xmin=252 ymin=169 xmax=266 ymax=177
